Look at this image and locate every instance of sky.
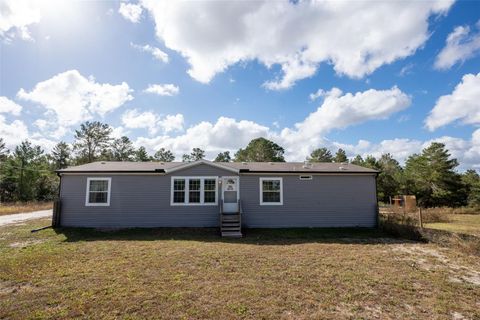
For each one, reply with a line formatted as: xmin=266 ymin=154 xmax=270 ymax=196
xmin=1 ymin=0 xmax=480 ymax=168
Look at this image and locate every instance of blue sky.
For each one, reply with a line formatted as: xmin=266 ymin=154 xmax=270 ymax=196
xmin=1 ymin=0 xmax=480 ymax=167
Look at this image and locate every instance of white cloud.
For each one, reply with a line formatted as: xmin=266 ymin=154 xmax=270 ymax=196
xmin=134 ymin=86 xmax=410 ymax=161
xmin=158 ymin=114 xmax=184 ymax=133
xmin=140 ymin=0 xmax=453 ymax=88
xmin=144 ymin=84 xmax=179 ymax=96
xmin=278 ymin=86 xmax=411 ymax=158
xmin=17 ymin=69 xmax=133 ymax=136
xmin=425 ymin=72 xmax=480 ymax=131
xmin=435 ymin=21 xmax=480 ymax=70
xmin=0 ymin=96 xmax=22 ymax=115
xmin=309 ymin=89 xmax=325 ymax=101
xmin=0 ymin=0 xmax=41 ymax=41
xmin=122 ymin=109 xmax=184 ymax=135
xmin=135 ymin=116 xmax=270 ymax=159
xmin=118 ymin=2 xmax=143 ymax=23
xmin=122 ymin=109 xmax=160 ymax=135
xmin=111 ymin=126 xmax=130 ymax=139
xmin=336 ymin=134 xmax=480 ymax=170
xmin=130 ymin=43 xmax=169 ymax=63
xmin=0 ymin=115 xmax=29 ymax=148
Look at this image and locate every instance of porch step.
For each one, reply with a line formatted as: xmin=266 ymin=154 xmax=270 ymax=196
xmin=221 ymin=227 xmax=241 ymax=231
xmin=221 ymin=231 xmax=243 ymax=238
xmin=222 ymin=222 xmax=240 ymax=227
xmin=221 ymin=213 xmax=242 ymax=237
xmin=222 ymin=216 xmax=240 ymax=221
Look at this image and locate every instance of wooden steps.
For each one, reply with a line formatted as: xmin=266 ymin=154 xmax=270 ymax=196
xmin=220 ymin=213 xmax=242 ymax=237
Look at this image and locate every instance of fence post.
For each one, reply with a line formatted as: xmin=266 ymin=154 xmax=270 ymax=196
xmin=418 ymin=207 xmax=423 ymax=229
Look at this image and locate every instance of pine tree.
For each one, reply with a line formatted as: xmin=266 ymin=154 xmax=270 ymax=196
xmin=51 ymin=141 xmax=71 ymax=169
xmin=112 ymin=136 xmax=135 ymax=161
xmin=334 ymin=148 xmax=348 ymax=163
xmin=307 ymin=148 xmax=333 ymax=162
xmin=73 ymin=121 xmax=112 ymax=163
xmin=214 ymin=151 xmax=231 ymax=162
xmin=404 ymin=143 xmax=466 ymax=207
xmin=154 ymin=148 xmax=175 ymax=162
xmin=134 ymin=146 xmax=151 ymax=162
xmin=235 ymin=138 xmax=285 ymax=162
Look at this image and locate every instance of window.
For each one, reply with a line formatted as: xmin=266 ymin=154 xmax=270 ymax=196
xmin=299 ymin=175 xmax=313 ymax=180
xmin=173 ymin=179 xmax=185 ymax=203
xmin=260 ymin=177 xmax=283 ymax=205
xmin=85 ymin=178 xmax=111 ymax=206
xmin=189 ymin=179 xmax=201 ymax=203
xmin=171 ymin=177 xmax=218 ymax=205
xmin=204 ymin=179 xmax=216 ymax=203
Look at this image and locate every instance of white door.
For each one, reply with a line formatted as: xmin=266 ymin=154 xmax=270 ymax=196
xmin=222 ymin=176 xmax=239 ymax=213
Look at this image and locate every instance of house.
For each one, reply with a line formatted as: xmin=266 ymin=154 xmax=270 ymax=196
xmin=56 ymin=160 xmax=379 ymax=237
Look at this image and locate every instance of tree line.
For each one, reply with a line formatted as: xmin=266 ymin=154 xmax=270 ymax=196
xmin=1 ymin=121 xmax=479 ymax=208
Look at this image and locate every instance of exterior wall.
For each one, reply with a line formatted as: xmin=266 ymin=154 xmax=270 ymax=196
xmin=59 ymin=164 xmax=377 ymax=228
xmin=60 ymin=164 xmax=236 ymax=228
xmin=240 ymin=174 xmax=377 ymax=228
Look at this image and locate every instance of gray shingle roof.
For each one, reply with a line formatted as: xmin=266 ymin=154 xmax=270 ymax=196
xmin=57 ymin=160 xmax=378 ymax=174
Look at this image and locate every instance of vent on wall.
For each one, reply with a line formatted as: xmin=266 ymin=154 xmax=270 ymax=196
xmin=299 ymin=175 xmax=313 ymax=180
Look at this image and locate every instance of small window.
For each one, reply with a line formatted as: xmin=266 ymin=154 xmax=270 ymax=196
xmin=85 ymin=178 xmax=111 ymax=206
xmin=299 ymin=175 xmax=313 ymax=180
xmin=260 ymin=177 xmax=283 ymax=205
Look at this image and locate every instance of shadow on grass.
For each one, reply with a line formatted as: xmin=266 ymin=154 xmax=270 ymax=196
xmin=54 ymin=227 xmax=416 ymax=245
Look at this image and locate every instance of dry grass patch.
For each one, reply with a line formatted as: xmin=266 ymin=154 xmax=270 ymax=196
xmin=0 ymin=202 xmax=52 ymax=216
xmin=425 ymin=214 xmax=480 ymax=237
xmin=0 ymin=220 xmax=479 ymax=319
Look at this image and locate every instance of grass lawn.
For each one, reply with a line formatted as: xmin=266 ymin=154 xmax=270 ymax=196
xmin=1 ymin=219 xmax=480 ymax=319
xmin=0 ymin=202 xmax=52 ymax=216
xmin=425 ymin=214 xmax=480 ymax=237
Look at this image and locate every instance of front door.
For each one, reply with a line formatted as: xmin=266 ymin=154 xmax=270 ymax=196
xmin=222 ymin=176 xmax=239 ymax=213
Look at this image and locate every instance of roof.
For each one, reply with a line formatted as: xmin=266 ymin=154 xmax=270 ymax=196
xmin=57 ymin=160 xmax=378 ymax=174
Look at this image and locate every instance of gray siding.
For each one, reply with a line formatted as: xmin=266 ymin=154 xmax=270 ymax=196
xmin=240 ymin=174 xmax=377 ymax=228
xmin=60 ymin=163 xmax=237 ymax=228
xmin=59 ymin=163 xmax=377 ymax=228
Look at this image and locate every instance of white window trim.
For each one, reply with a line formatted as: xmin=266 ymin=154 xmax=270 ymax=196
xmin=170 ymin=176 xmax=218 ymax=206
xmin=85 ymin=177 xmax=111 ymax=207
xmin=259 ymin=177 xmax=283 ymax=205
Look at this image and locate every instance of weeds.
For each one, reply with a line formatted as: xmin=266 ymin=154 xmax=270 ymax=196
xmin=0 ymin=202 xmax=52 ymax=216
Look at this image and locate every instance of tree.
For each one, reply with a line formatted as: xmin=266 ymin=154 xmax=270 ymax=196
xmin=134 ymin=146 xmax=151 ymax=162
xmin=154 ymin=148 xmax=175 ymax=162
xmin=111 ymin=136 xmax=135 ymax=161
xmin=363 ymin=155 xmax=380 ymax=170
xmin=182 ymin=148 xmax=205 ymax=162
xmin=404 ymin=143 xmax=466 ymax=207
xmin=462 ymin=170 xmax=480 ymax=207
xmin=73 ymin=121 xmax=112 ymax=163
xmin=15 ymin=141 xmax=45 ymax=200
xmin=0 ymin=138 xmax=8 ymax=160
xmin=307 ymin=148 xmax=333 ymax=162
xmin=214 ymin=151 xmax=231 ymax=162
xmin=334 ymin=148 xmax=348 ymax=163
xmin=376 ymin=153 xmax=402 ymax=202
xmin=351 ymin=155 xmax=364 ymax=166
xmin=50 ymin=141 xmax=71 ymax=170
xmin=234 ymin=138 xmax=285 ymax=162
